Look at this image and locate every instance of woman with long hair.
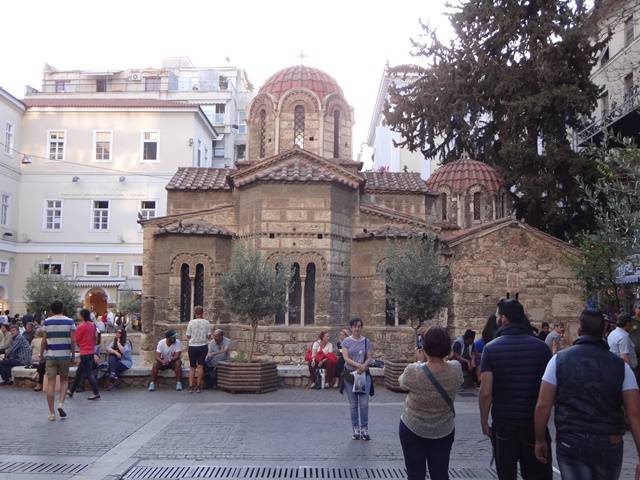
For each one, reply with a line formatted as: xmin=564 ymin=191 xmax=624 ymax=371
xmin=308 ymin=331 xmax=338 ymax=389
xmin=104 ymin=327 xmax=132 ymax=391
xmin=474 ymin=314 xmax=498 ymax=385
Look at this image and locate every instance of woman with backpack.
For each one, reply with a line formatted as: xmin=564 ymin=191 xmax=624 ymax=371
xmin=398 ymin=326 xmax=463 ymax=480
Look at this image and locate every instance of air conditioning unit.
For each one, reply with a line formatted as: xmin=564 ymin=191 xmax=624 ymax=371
xmin=128 ymin=72 xmax=142 ymax=81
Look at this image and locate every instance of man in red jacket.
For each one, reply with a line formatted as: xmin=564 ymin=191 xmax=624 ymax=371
xmin=68 ymin=309 xmax=100 ymax=400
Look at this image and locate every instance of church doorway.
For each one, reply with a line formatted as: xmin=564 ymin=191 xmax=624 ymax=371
xmin=85 ymin=287 xmax=108 ymax=316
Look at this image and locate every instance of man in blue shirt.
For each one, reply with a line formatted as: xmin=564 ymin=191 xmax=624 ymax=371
xmin=479 ymin=299 xmax=552 ymax=479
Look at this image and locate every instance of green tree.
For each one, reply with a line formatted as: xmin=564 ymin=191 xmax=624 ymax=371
xmin=219 ymin=244 xmax=288 ymax=361
xmin=384 ymin=0 xmax=607 ymax=240
xmin=118 ymin=292 xmax=141 ymax=316
xmin=385 ymin=235 xmax=452 ymax=329
xmin=573 ymin=136 xmax=640 ymax=310
xmin=23 ymin=271 xmax=80 ymax=317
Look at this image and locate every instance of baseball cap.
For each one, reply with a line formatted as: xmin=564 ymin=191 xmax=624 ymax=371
xmin=165 ymin=330 xmax=178 ymax=338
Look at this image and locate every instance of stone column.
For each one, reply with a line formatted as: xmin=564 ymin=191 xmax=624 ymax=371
xmin=300 ymin=275 xmax=306 ymax=326
xmin=72 ymin=262 xmax=78 ymax=279
xmin=117 ymin=262 xmax=124 ymax=277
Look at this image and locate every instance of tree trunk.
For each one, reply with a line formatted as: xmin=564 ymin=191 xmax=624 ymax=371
xmin=249 ymin=320 xmax=258 ymax=362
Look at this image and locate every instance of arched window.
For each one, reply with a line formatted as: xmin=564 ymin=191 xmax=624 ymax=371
xmin=441 ymin=193 xmax=447 ymax=221
xmin=194 ymin=264 xmax=204 ymax=310
xmin=333 ymin=110 xmax=340 ymax=158
xmin=304 ymin=263 xmax=316 ymax=325
xmin=179 ymin=263 xmax=191 ymax=323
xmin=289 ymin=263 xmax=302 ymax=325
xmin=385 ymin=271 xmax=395 ymax=326
xmin=293 ymin=105 xmax=305 ymax=149
xmin=275 ymin=263 xmax=285 ymax=324
xmin=259 ymin=109 xmax=266 ymax=158
xmin=473 ymin=192 xmax=481 ymax=221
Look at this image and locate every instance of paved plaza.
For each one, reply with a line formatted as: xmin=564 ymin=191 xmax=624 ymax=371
xmin=0 ymin=386 xmax=636 ymax=479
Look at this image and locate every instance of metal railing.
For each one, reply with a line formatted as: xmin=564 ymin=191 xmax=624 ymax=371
xmin=577 ymin=85 xmax=640 ymax=145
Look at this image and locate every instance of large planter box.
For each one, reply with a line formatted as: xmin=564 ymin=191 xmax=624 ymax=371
xmin=384 ymin=359 xmax=409 ymax=393
xmin=217 ymin=361 xmax=278 ymax=394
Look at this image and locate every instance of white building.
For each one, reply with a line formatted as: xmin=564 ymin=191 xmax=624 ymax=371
xmin=364 ymin=66 xmax=436 ymax=180
xmin=0 ymin=92 xmax=218 ymax=314
xmin=0 ymin=87 xmax=25 ymax=313
xmin=28 ymin=57 xmax=253 ymax=168
xmin=576 ymin=0 xmax=639 ymax=146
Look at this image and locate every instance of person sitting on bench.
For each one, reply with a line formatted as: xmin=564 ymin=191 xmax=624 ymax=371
xmin=205 ymin=329 xmax=230 ymax=388
xmin=148 ymin=330 xmax=183 ymax=391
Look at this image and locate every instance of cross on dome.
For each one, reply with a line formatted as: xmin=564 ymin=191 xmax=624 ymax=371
xmin=297 ymin=50 xmax=307 ymax=65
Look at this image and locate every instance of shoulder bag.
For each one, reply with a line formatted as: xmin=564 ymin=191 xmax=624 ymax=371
xmin=420 ymin=363 xmax=455 ymax=415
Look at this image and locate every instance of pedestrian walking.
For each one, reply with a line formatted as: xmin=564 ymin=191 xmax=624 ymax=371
xmin=608 ymin=313 xmax=638 ymax=368
xmin=341 ymin=318 xmax=373 ymax=441
xmin=186 ymin=305 xmax=211 ymax=393
xmin=399 ymin=326 xmax=463 ymax=480
xmin=534 ymin=310 xmax=640 ymax=480
xmin=479 ymin=298 xmax=552 ymax=480
xmin=67 ymin=309 xmax=100 ymax=400
xmin=41 ymin=300 xmax=76 ymax=421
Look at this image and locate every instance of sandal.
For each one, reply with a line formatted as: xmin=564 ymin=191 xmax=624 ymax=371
xmin=34 ymin=385 xmax=43 ymax=392
xmin=195 ymin=386 xmax=202 ymax=393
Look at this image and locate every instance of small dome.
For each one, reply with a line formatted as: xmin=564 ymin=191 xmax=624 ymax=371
xmin=259 ymin=65 xmax=343 ymax=101
xmin=426 ymin=156 xmax=503 ymax=194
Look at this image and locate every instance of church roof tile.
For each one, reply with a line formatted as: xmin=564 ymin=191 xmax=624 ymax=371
xmin=361 ymin=171 xmax=429 ymax=193
xmin=166 ymin=168 xmax=232 ymax=191
xmin=154 ymin=219 xmax=235 ymax=237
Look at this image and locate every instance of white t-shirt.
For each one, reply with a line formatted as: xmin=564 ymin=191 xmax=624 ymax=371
xmin=106 ymin=311 xmax=115 ymax=325
xmin=186 ymin=318 xmax=211 ymax=347
xmin=156 ymin=339 xmax=182 ymax=362
xmin=608 ymin=327 xmax=638 ymax=369
xmin=542 ymin=354 xmax=638 ymax=391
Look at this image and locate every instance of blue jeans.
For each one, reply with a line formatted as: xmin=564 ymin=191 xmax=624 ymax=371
xmin=344 ymin=375 xmax=371 ymax=428
xmin=108 ymin=355 xmax=129 ymax=380
xmin=399 ymin=420 xmax=454 ymax=480
xmin=71 ymin=354 xmax=99 ymax=395
xmin=557 ymin=432 xmax=623 ymax=480
xmin=0 ymin=358 xmax=23 ymax=382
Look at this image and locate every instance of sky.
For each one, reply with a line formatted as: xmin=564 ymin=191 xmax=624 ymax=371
xmin=1 ymin=0 xmax=453 ymax=157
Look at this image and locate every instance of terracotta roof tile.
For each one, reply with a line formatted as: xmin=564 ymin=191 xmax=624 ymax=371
xmin=259 ymin=66 xmax=343 ymax=100
xmin=23 ymin=98 xmax=196 ymax=109
xmin=425 ymin=158 xmax=503 ymax=194
xmin=361 ymin=172 xmax=429 ymax=193
xmin=166 ymin=168 xmax=232 ymax=191
xmin=155 ymin=219 xmax=234 ymax=237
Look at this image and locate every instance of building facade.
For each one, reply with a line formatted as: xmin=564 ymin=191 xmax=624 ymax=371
xmin=0 ymin=87 xmax=26 ymax=313
xmin=364 ymin=66 xmax=435 ymax=180
xmin=576 ymin=0 xmax=639 ymax=146
xmin=0 ymin=94 xmax=217 ymax=314
xmin=28 ymin=57 xmax=253 ymax=168
xmin=140 ymin=65 xmax=583 ymax=363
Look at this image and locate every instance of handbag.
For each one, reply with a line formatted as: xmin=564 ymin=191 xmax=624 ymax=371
xmin=304 ymin=347 xmax=313 ymax=363
xmin=420 ymin=363 xmax=455 ymax=416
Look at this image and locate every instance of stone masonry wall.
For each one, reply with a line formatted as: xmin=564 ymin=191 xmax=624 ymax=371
xmin=448 ymin=224 xmax=583 ymax=340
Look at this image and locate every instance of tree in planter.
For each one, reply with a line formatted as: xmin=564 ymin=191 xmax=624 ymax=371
xmin=573 ymin=136 xmax=640 ymax=311
xmin=23 ymin=271 xmax=80 ymax=318
xmin=219 ymin=244 xmax=288 ymax=361
xmin=385 ymin=234 xmax=452 ymax=330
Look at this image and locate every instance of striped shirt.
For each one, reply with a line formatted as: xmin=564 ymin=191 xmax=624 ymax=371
xmin=44 ymin=315 xmax=76 ymax=359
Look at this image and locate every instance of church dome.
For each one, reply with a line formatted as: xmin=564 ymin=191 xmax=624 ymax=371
xmin=259 ymin=65 xmax=344 ymax=101
xmin=426 ymin=155 xmax=503 ymax=194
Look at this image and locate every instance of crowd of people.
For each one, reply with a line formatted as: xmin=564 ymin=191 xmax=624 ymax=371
xmin=2 ymin=298 xmax=640 ymax=479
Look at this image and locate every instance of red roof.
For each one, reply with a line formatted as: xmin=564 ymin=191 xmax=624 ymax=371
xmin=259 ymin=66 xmax=343 ymax=101
xmin=425 ymin=158 xmax=503 ymax=194
xmin=23 ymin=98 xmax=196 ymax=109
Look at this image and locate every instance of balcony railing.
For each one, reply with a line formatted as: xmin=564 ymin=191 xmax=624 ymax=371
xmin=577 ymin=85 xmax=640 ymax=145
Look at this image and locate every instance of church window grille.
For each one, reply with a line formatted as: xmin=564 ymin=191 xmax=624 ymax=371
xmin=473 ymin=192 xmax=481 ymax=221
xmin=194 ymin=264 xmax=204 ymax=309
xmin=289 ymin=263 xmax=302 ymax=325
xmin=304 ymin=263 xmax=316 ymax=325
xmin=180 ymin=264 xmax=191 ymax=323
xmin=333 ymin=110 xmax=340 ymax=158
xmin=441 ymin=193 xmax=447 ymax=221
xmin=293 ymin=106 xmax=305 ymax=149
xmin=259 ymin=110 xmax=266 ymax=158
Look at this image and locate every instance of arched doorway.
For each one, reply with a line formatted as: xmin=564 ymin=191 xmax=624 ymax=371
xmin=85 ymin=287 xmax=108 ymax=316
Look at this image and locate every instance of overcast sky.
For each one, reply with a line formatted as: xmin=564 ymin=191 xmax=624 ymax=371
xmin=1 ymin=0 xmax=453 ymax=155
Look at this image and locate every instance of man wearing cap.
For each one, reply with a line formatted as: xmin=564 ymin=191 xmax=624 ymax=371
xmin=148 ymin=330 xmax=183 ymax=391
xmin=479 ymin=299 xmax=553 ymax=479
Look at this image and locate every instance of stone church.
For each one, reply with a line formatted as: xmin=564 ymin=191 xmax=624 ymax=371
xmin=140 ymin=65 xmax=583 ymax=363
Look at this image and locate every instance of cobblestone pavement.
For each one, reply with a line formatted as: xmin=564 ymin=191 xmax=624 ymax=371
xmin=0 ymin=386 xmax=636 ymax=479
